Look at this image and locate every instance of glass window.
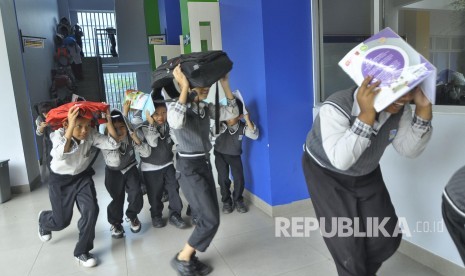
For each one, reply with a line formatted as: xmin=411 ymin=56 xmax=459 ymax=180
xmin=77 ymin=12 xmax=117 ymax=57
xmin=103 ymin=72 xmax=138 ymax=110
xmin=384 ymin=0 xmax=465 ymax=106
xmin=314 ymin=0 xmax=465 ymax=107
xmin=315 ymin=0 xmax=373 ymax=102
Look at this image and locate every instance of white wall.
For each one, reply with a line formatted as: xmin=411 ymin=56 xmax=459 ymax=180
xmin=428 ymin=10 xmax=465 ymax=36
xmin=187 ymin=2 xmax=222 ymax=52
xmin=381 ymin=111 xmax=465 ymax=267
xmin=153 ymin=45 xmax=180 ymax=68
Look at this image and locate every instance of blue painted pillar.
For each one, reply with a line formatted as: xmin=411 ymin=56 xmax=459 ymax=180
xmin=158 ymin=0 xmax=182 ymax=45
xmin=220 ymin=0 xmax=314 ymax=206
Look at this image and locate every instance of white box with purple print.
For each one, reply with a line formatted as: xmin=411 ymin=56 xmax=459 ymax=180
xmin=338 ymin=27 xmax=436 ymax=112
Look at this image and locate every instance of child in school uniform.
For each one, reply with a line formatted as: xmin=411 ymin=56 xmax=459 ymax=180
xmin=302 ymin=76 xmax=432 ymax=276
xmin=38 ymin=105 xmax=120 ymax=268
xmin=213 ymin=99 xmax=259 ymax=214
xmin=168 ymin=65 xmax=239 ymax=276
xmin=34 ymin=101 xmax=55 ymax=169
xmin=101 ymin=109 xmax=150 ymax=238
xmin=136 ymin=102 xmax=187 ymax=229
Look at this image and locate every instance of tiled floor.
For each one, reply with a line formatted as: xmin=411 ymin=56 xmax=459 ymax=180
xmin=0 ymin=158 xmax=444 ymax=276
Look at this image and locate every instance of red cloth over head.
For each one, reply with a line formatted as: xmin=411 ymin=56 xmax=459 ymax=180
xmin=46 ymin=101 xmax=109 ymax=130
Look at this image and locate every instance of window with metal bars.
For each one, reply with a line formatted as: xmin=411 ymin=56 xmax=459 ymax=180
xmin=77 ymin=11 xmax=117 ymax=57
xmin=103 ymin=72 xmax=138 ymax=110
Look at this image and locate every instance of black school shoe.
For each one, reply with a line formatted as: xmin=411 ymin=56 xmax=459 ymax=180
xmin=152 ymin=216 xmax=166 ymax=228
xmin=110 ymin=223 xmax=125 ymax=239
xmin=171 ymin=253 xmax=212 ymax=276
xmin=171 ymin=253 xmax=196 ymax=276
xmin=169 ymin=213 xmax=187 ymax=229
xmin=75 ymin=252 xmax=97 ymax=267
xmin=191 ymin=251 xmax=213 ymax=275
xmin=222 ymin=201 xmax=234 ymax=214
xmin=235 ymin=200 xmax=248 ymax=213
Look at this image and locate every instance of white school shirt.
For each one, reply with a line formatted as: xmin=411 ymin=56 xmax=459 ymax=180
xmin=318 ymin=89 xmax=432 ymax=170
xmin=50 ymin=127 xmax=120 ymax=175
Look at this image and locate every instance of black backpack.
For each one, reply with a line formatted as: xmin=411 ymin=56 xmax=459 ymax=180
xmin=151 ymin=50 xmax=233 ymax=100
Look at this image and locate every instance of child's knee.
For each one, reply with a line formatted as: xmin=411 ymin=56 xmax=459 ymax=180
xmin=80 ymin=201 xmax=99 ymax=218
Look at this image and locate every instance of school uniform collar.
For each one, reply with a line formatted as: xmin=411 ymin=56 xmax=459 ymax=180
xmin=121 ymin=136 xmax=129 ymax=145
xmin=227 ymin=122 xmax=240 ymax=135
xmin=188 ymin=101 xmax=207 ymax=118
xmin=71 ymin=136 xmax=87 ymax=146
xmin=155 ymin=122 xmax=167 ymax=138
xmin=219 ymin=122 xmax=240 ymax=135
xmin=119 ymin=136 xmax=129 ymax=155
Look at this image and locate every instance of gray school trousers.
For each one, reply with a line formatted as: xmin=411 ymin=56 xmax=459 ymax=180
xmin=105 ymin=165 xmax=143 ymax=224
xmin=214 ymin=150 xmax=245 ymax=204
xmin=39 ymin=169 xmax=99 ymax=257
xmin=302 ymin=153 xmax=401 ymax=276
xmin=442 ymin=195 xmax=465 ymax=265
xmin=176 ymin=154 xmax=220 ymax=252
xmin=142 ymin=164 xmax=183 ymax=218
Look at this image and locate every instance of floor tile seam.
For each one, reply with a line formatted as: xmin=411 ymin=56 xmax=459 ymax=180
xmin=123 ymin=237 xmax=129 ymax=276
xmin=211 ymin=243 xmax=237 ymax=276
xmin=306 ymin=241 xmax=333 ymax=262
xmin=28 ymin=242 xmax=44 ymax=276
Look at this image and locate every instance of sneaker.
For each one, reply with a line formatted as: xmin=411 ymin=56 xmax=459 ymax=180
xmin=110 ymin=223 xmax=125 ymax=239
xmin=38 ymin=211 xmax=52 ymax=242
xmin=222 ymin=202 xmax=234 ymax=214
xmin=75 ymin=253 xmax=97 ymax=268
xmin=235 ymin=200 xmax=248 ymax=213
xmin=171 ymin=253 xmax=196 ymax=276
xmin=127 ymin=217 xmax=141 ymax=233
xmin=191 ymin=252 xmax=213 ymax=276
xmin=161 ymin=190 xmax=169 ymax=202
xmin=169 ymin=213 xmax=187 ymax=229
xmin=152 ymin=216 xmax=166 ymax=228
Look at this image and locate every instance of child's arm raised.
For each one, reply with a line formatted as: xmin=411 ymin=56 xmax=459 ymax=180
xmin=50 ymin=106 xmax=79 ymax=159
xmin=131 ymin=131 xmax=151 ymax=158
xmin=244 ymin=113 xmax=259 ymax=140
xmin=35 ymin=117 xmax=47 ymax=136
xmin=122 ymin=100 xmax=131 ymax=117
xmin=105 ymin=108 xmax=119 ymax=141
xmin=142 ymin=110 xmax=160 ymax=147
xmin=168 ymin=65 xmax=189 ymax=129
xmin=210 ymin=73 xmax=239 ymax=121
xmin=90 ymin=109 xmax=120 ymax=150
xmin=63 ymin=105 xmax=79 ymax=153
